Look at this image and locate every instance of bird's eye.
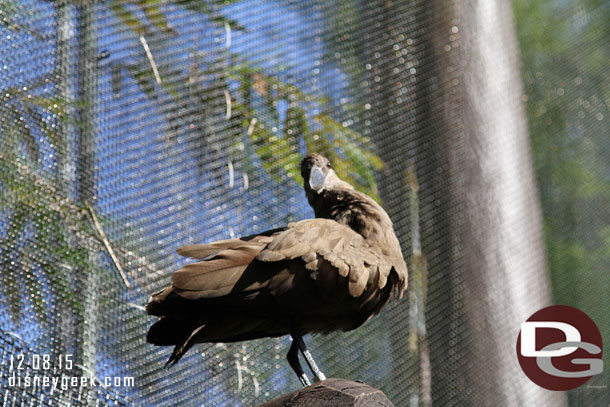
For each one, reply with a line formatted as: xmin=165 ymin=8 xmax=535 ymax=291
xmin=326 ymin=162 xmax=332 ymax=169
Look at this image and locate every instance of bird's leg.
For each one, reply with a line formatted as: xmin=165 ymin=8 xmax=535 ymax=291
xmin=287 ymin=341 xmax=311 ymax=387
xmin=292 ymin=332 xmax=327 ymax=382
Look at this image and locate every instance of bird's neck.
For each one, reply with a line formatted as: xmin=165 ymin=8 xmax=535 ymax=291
xmin=308 ymin=188 xmax=389 ymax=241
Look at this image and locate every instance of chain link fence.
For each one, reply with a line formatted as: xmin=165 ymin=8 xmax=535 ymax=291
xmin=1 ymin=0 xmax=608 ymax=406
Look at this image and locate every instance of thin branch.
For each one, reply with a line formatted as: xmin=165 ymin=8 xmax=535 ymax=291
xmin=235 ymin=359 xmax=243 ymax=393
xmin=224 ymin=21 xmax=232 ymax=48
xmin=85 ymin=201 xmax=131 ymax=289
xmin=139 ymin=35 xmax=162 ymax=85
xmin=224 ymin=89 xmax=232 ymax=119
xmin=247 ymin=118 xmax=257 ymax=136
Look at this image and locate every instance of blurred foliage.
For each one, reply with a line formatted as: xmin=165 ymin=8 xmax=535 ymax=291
xmin=230 ymin=63 xmax=383 ymax=200
xmin=0 ymin=0 xmax=44 ymax=39
xmin=513 ymin=0 xmax=610 ymax=391
xmin=0 ymin=148 xmax=91 ymax=322
xmin=0 ymin=77 xmax=92 ymax=323
xmin=104 ymin=0 xmax=384 ymax=198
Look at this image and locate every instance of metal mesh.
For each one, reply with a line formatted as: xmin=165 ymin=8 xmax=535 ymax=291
xmin=1 ymin=0 xmax=608 ymax=406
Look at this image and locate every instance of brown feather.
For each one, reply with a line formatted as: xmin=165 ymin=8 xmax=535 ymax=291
xmin=146 ymin=153 xmax=407 ymax=369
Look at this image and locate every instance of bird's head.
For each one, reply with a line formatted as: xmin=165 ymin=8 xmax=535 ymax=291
xmin=301 ymin=153 xmax=336 ymax=194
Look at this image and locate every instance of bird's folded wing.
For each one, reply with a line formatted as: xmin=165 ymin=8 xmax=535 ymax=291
xmin=171 ymin=234 xmax=278 ymax=299
xmin=256 ymin=218 xmax=393 ymax=297
xmin=170 ymin=219 xmax=396 ymax=300
xmin=176 ymin=228 xmax=285 ymax=260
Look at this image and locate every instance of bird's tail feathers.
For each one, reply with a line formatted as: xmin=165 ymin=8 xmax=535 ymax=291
xmin=165 ymin=324 xmax=206 ymax=368
xmin=147 ymin=316 xmax=195 ymax=346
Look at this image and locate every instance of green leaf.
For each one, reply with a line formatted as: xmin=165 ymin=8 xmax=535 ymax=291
xmin=209 ymin=0 xmax=244 ymax=6
xmin=313 ymin=113 xmax=383 ymax=201
xmin=126 ymin=64 xmax=158 ymax=99
xmin=210 ymin=16 xmax=246 ymax=32
xmin=110 ymin=0 xmax=146 ymax=35
xmin=284 ymin=105 xmax=310 ymax=141
xmin=0 ymin=205 xmax=29 ymax=323
xmin=248 ymin=120 xmax=301 ymax=182
xmin=136 ymin=0 xmax=176 ymax=35
xmin=20 ymin=105 xmax=41 ymax=161
xmin=230 ymin=62 xmax=326 ymax=104
xmin=174 ymin=0 xmax=212 ymax=15
xmin=26 ymin=95 xmax=69 ymax=117
xmin=3 ymin=103 xmax=38 ymax=162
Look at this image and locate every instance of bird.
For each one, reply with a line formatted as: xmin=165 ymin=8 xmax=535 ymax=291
xmin=146 ymin=153 xmax=407 ymax=386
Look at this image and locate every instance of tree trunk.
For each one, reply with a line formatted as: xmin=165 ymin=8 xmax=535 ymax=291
xmin=428 ymin=0 xmax=567 ymax=405
xmin=356 ymin=0 xmax=567 ymax=405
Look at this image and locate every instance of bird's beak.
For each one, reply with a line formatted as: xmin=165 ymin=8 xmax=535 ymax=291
xmin=309 ymin=166 xmax=326 ymax=193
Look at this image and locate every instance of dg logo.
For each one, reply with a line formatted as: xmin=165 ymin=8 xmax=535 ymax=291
xmin=516 ymin=305 xmax=604 ymax=391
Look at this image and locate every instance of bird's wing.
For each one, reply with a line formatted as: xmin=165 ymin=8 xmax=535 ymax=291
xmin=257 ymin=218 xmax=393 ymax=297
xmin=169 ymin=233 xmax=279 ymax=300
xmin=168 ymin=218 xmax=393 ymax=301
xmin=176 ymin=227 xmax=286 ymax=260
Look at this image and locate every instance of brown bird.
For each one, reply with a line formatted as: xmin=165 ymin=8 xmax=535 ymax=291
xmin=146 ymin=153 xmax=407 ymax=386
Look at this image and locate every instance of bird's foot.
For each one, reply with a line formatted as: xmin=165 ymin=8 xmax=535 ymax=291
xmin=287 ymin=340 xmax=312 ymax=387
xmin=312 ymin=371 xmax=326 ymax=382
xmin=298 ymin=373 xmax=311 ymax=387
xmin=301 ymin=348 xmax=326 ymax=382
xmin=289 ymin=331 xmax=327 ymax=386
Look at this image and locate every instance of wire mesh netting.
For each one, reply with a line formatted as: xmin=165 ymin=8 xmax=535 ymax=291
xmin=1 ymin=0 xmax=608 ymax=406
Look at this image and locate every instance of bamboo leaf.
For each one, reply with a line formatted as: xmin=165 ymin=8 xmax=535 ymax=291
xmin=136 ymin=0 xmax=176 ymax=36
xmin=313 ymin=113 xmax=383 ymax=201
xmin=248 ymin=120 xmax=301 ymax=182
xmin=174 ymin=0 xmax=212 ymax=15
xmin=0 ymin=205 xmax=29 ymax=323
xmin=284 ymin=106 xmax=310 ymax=140
xmin=25 ymin=95 xmax=68 ymax=117
xmin=111 ymin=64 xmax=122 ymax=95
xmin=230 ymin=62 xmax=326 ymax=104
xmin=4 ymin=103 xmax=38 ymax=162
xmin=209 ymin=0 xmax=244 ymax=6
xmin=110 ymin=0 xmax=146 ymax=35
xmin=174 ymin=0 xmax=246 ymax=30
xmin=210 ymin=16 xmax=246 ymax=31
xmin=126 ymin=64 xmax=158 ymax=99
